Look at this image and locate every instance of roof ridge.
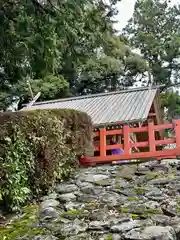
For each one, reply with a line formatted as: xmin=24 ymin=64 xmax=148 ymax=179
xmin=32 ymin=85 xmax=163 ymax=106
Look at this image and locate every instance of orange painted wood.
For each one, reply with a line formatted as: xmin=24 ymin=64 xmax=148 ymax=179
xmin=99 ymin=138 xmax=175 ymax=150
xmin=155 ymin=138 xmax=176 ymax=145
xmin=80 ymin=154 xmax=178 ymax=166
xmin=131 ymin=141 xmax=149 ymax=148
xmin=123 ymin=125 xmax=130 ymax=155
xmin=157 ymin=156 xmax=176 ymax=160
xmin=106 ymin=144 xmax=123 ymax=150
xmin=129 ymin=126 xmax=148 ymax=133
xmin=99 ymin=128 xmax=106 ymax=157
xmin=95 ymin=143 xmax=124 ymax=151
xmin=95 ymin=124 xmax=176 ymax=152
xmin=96 ymin=144 xmax=124 ymax=151
xmin=148 ymin=122 xmax=156 ymax=152
xmin=175 ymin=120 xmax=180 ymax=148
xmin=104 ymin=127 xmax=148 ymax=134
xmin=87 ymin=120 xmax=180 ymax=166
xmin=83 ymin=148 xmax=180 ymax=164
xmin=153 ymin=123 xmax=173 ymax=130
xmin=94 ymin=123 xmax=173 ymax=137
xmin=105 ymin=129 xmax=123 ymax=135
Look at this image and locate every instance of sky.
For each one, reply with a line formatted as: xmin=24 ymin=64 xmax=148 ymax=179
xmin=114 ymin=0 xmax=135 ymax=31
xmin=114 ymin=0 xmax=180 ymax=32
xmin=113 ymin=0 xmax=180 ymax=89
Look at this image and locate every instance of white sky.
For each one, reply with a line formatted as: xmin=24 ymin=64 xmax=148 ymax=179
xmin=113 ymin=0 xmax=180 ymax=89
xmin=115 ymin=0 xmax=180 ymax=32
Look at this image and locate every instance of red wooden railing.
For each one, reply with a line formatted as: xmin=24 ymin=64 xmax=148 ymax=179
xmin=80 ymin=120 xmax=180 ymax=166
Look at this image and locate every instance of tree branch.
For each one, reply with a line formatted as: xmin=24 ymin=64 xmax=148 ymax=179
xmin=160 ymin=82 xmax=180 ymax=92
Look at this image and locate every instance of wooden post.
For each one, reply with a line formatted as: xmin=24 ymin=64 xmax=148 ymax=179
xmin=123 ymin=124 xmax=130 ymax=154
xmin=174 ymin=120 xmax=180 ymax=148
xmin=99 ymin=128 xmax=106 ymax=158
xmin=148 ymin=121 xmax=156 ymax=152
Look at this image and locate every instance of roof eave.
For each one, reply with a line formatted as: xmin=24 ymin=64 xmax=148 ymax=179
xmin=93 ymin=118 xmax=147 ymax=128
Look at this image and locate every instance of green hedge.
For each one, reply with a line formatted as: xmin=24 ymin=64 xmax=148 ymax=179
xmin=0 ymin=109 xmax=93 ymax=212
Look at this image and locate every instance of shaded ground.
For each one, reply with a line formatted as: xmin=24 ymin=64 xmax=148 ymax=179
xmin=2 ymin=160 xmax=180 ymax=239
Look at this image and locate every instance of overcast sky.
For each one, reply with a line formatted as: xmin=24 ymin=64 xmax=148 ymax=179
xmin=113 ymin=0 xmax=180 ymax=88
xmin=114 ymin=0 xmax=180 ymax=32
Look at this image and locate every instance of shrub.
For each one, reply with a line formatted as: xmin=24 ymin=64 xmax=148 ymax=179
xmin=41 ymin=109 xmax=94 ymax=156
xmin=0 ymin=109 xmax=93 ymax=211
xmin=0 ymin=127 xmax=34 ymax=212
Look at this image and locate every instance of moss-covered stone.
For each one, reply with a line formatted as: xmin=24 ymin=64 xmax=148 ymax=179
xmin=61 ymin=209 xmax=89 ymax=220
xmin=94 ymin=179 xmax=113 ymax=186
xmin=131 ymin=213 xmax=139 ymax=219
xmin=105 ymin=234 xmax=113 ymax=240
xmin=0 ymin=204 xmax=49 ymax=240
xmin=176 ymin=206 xmax=180 ymax=212
xmin=134 ymin=186 xmax=148 ymax=195
xmin=120 ymin=175 xmax=133 ymax=181
xmin=118 ymin=206 xmax=162 ymax=218
xmin=84 ymin=201 xmax=100 ymax=210
xmin=127 ymin=197 xmax=139 ymax=201
xmin=118 ymin=207 xmax=129 ymax=213
xmin=146 ymin=172 xmax=160 ymax=180
xmin=85 ymin=202 xmax=100 ymax=207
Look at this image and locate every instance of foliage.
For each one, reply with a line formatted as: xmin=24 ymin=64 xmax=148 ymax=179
xmin=161 ymin=90 xmax=180 ymax=120
xmin=77 ymin=36 xmax=148 ymax=94
xmin=0 ymin=109 xmax=93 ymax=211
xmin=0 ymin=92 xmax=13 ymax=111
xmin=76 ymin=56 xmax=124 ymax=94
xmin=0 ymin=127 xmax=34 ymax=212
xmin=0 ymin=0 xmax=148 ymax=110
xmin=103 ymin=35 xmax=148 ymax=83
xmin=123 ymin=0 xmax=180 ymax=86
xmin=15 ymin=75 xmax=71 ymax=104
xmin=123 ymin=0 xmax=180 ymax=118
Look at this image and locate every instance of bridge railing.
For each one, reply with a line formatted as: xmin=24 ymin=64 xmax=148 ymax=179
xmin=81 ymin=120 xmax=180 ymax=165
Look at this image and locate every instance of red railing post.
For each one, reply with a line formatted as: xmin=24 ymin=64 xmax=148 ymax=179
xmin=148 ymin=121 xmax=156 ymax=152
xmin=123 ymin=124 xmax=131 ymax=154
xmin=99 ymin=128 xmax=106 ymax=158
xmin=174 ymin=120 xmax=180 ymax=148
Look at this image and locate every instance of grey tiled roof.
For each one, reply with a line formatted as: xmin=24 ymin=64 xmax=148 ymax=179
xmin=26 ymin=87 xmax=158 ymax=126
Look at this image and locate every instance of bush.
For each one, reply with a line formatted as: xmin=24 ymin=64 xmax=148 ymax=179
xmin=0 ymin=109 xmax=93 ymax=212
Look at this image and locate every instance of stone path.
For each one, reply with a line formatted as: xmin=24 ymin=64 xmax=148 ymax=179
xmin=4 ymin=160 xmax=180 ymax=239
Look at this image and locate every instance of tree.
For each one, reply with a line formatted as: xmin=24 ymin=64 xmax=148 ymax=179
xmin=76 ymin=56 xmax=124 ymax=94
xmin=14 ymin=75 xmax=71 ymax=104
xmin=123 ymin=0 xmax=180 ymax=119
xmin=0 ymin=0 xmax=148 ymax=110
xmin=161 ymin=90 xmax=180 ymax=120
xmin=123 ymin=0 xmax=180 ymax=87
xmin=76 ymin=35 xmax=148 ymax=94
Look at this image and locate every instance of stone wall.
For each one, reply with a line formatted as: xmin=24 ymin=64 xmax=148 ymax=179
xmin=2 ymin=160 xmax=180 ymax=239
